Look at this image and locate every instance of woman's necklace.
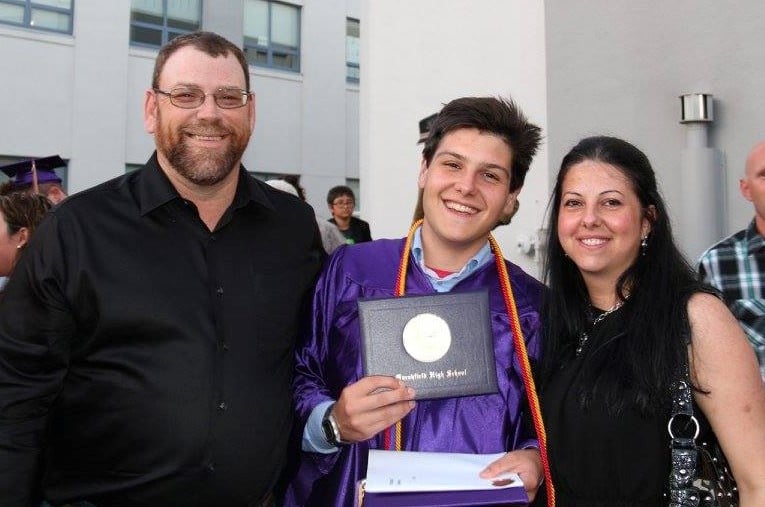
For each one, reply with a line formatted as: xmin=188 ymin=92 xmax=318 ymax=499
xmin=576 ymin=300 xmax=624 ymax=356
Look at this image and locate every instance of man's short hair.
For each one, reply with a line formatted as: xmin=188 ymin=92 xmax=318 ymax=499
xmin=421 ymin=96 xmax=542 ymax=192
xmin=152 ymin=31 xmax=250 ymax=92
xmin=327 ymin=185 xmax=355 ymax=205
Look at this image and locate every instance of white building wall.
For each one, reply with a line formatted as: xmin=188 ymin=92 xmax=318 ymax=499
xmin=126 ymin=49 xmax=158 ymax=165
xmin=246 ymin=70 xmax=304 ymax=176
xmin=0 ymin=28 xmax=75 ymax=161
xmin=545 ymin=1 xmax=765 ymax=261
xmin=360 ymin=0 xmax=549 ymax=276
xmin=299 ymin=0 xmax=347 ymax=214
xmin=69 ymin=1 xmax=131 ymax=190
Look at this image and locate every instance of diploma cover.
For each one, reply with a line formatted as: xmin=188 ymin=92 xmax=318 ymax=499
xmin=358 ymin=290 xmax=498 ymax=399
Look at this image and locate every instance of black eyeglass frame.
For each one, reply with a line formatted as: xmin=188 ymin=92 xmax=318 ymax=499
xmin=153 ymin=87 xmax=252 ymax=109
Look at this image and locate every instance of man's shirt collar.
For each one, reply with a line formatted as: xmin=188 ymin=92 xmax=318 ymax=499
xmin=745 ymin=219 xmax=765 ymax=254
xmin=137 ymin=151 xmax=276 ymax=216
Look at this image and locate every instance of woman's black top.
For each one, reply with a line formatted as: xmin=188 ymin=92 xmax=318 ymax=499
xmin=535 ymin=308 xmax=670 ymax=506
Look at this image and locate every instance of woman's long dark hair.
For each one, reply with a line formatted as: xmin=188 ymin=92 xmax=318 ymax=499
xmin=538 ymin=136 xmax=706 ymax=415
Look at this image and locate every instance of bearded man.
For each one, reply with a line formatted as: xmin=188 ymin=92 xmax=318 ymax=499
xmin=0 ymin=32 xmax=323 ymax=507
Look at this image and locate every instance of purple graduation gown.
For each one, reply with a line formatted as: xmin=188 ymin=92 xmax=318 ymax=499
xmin=285 ymin=238 xmax=544 ymax=507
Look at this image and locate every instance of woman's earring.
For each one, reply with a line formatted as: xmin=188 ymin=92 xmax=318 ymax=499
xmin=640 ymin=235 xmax=648 ymax=255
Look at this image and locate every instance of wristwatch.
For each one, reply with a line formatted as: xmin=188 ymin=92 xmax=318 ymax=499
xmin=321 ymin=403 xmax=349 ymax=446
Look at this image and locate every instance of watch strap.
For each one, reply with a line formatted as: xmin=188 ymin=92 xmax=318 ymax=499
xmin=322 ymin=402 xmax=349 ymax=446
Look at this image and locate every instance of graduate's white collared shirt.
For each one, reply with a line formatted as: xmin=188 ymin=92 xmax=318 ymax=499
xmin=411 ymin=226 xmax=493 ymax=292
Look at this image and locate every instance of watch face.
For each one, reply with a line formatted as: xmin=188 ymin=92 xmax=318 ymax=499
xmin=322 ymin=417 xmax=336 ymax=445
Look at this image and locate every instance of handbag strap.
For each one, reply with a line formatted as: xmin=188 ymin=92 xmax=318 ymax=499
xmin=668 ymin=358 xmax=702 ymax=507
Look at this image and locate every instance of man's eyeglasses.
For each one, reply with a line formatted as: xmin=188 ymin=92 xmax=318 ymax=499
xmin=332 ymin=200 xmax=355 ymax=208
xmin=154 ymin=87 xmax=251 ymax=109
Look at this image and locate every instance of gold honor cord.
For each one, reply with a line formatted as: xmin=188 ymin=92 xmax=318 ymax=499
xmin=384 ymin=219 xmax=555 ymax=505
xmin=489 ymin=235 xmax=555 ymax=505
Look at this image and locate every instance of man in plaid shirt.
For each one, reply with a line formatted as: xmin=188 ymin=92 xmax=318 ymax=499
xmin=699 ymin=139 xmax=765 ymax=373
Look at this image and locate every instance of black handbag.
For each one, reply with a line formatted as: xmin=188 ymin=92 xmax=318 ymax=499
xmin=667 ymin=360 xmax=739 ymax=506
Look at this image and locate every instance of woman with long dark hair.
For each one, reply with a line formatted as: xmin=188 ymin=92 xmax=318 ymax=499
xmin=535 ymin=136 xmax=765 ymax=505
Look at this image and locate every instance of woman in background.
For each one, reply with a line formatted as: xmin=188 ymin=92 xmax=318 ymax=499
xmin=0 ymin=192 xmax=51 ymax=278
xmin=535 ymin=136 xmax=765 ymax=505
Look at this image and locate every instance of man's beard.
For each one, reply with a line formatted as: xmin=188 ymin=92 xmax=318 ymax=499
xmin=157 ymin=113 xmax=250 ymax=186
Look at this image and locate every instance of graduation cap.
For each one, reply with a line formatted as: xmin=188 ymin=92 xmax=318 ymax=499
xmin=0 ymin=155 xmax=65 ymax=190
xmin=417 ymin=113 xmax=439 ymax=144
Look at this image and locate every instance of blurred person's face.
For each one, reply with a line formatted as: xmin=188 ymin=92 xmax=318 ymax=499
xmin=44 ymin=185 xmax=67 ymax=204
xmin=0 ymin=211 xmax=26 ymax=277
xmin=741 ymin=141 xmax=765 ymax=232
xmin=144 ymin=46 xmax=255 ymax=187
xmin=330 ymin=195 xmax=355 ymax=219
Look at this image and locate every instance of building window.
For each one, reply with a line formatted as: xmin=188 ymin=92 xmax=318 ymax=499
xmin=0 ymin=0 xmax=73 ymax=34
xmin=346 ymin=18 xmax=359 ymax=84
xmin=130 ymin=0 xmax=201 ymax=48
xmin=244 ymin=0 xmax=300 ymax=73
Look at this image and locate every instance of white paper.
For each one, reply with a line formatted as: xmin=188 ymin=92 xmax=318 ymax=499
xmin=364 ymin=449 xmax=524 ymax=493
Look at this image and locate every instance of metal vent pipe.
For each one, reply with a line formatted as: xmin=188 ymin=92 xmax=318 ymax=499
xmin=677 ymin=93 xmax=724 ymax=261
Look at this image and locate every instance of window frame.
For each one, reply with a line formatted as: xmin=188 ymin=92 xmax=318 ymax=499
xmin=243 ymin=0 xmax=301 ymax=73
xmin=129 ymin=0 xmax=202 ymax=49
xmin=0 ymin=0 xmax=74 ymax=34
xmin=346 ymin=178 xmax=361 ymax=214
xmin=345 ymin=17 xmax=359 ymax=84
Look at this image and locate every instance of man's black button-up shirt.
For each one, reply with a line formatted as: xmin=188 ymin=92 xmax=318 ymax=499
xmin=0 ymin=153 xmax=324 ymax=506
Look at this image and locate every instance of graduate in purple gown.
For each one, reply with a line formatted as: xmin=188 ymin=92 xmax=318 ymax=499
xmin=285 ymin=96 xmax=545 ymax=507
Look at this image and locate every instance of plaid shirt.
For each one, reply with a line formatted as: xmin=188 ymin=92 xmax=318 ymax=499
xmin=698 ymin=219 xmax=765 ymax=365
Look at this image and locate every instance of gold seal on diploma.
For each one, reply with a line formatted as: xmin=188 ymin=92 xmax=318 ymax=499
xmin=402 ymin=313 xmax=452 ymax=363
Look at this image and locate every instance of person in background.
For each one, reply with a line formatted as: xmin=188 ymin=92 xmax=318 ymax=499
xmin=326 ymin=185 xmax=372 ymax=245
xmin=698 ymin=139 xmax=765 ymax=378
xmin=0 ymin=192 xmax=51 ymax=279
xmin=267 ymin=177 xmax=345 ymax=255
xmin=0 ymin=31 xmax=323 ymax=507
xmin=281 ymin=174 xmax=346 ymax=254
xmin=0 ymin=157 xmax=63 ymax=290
xmin=410 ymin=112 xmax=438 ymax=224
xmin=535 ymin=136 xmax=765 ymax=504
xmin=0 ymin=155 xmax=68 ymax=204
xmin=286 ymin=96 xmax=546 ymax=506
xmin=282 ymin=174 xmax=307 ymax=202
